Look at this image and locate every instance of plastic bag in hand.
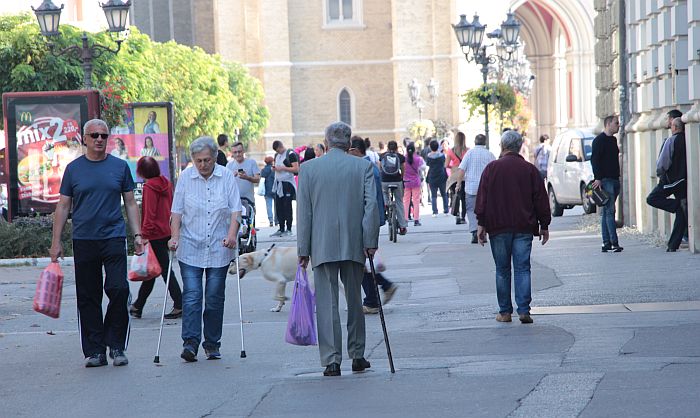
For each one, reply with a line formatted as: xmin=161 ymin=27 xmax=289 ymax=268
xmin=33 ymin=262 xmax=64 ymax=318
xmin=285 ymin=266 xmax=317 ymax=346
xmin=128 ymin=242 xmax=162 ymax=281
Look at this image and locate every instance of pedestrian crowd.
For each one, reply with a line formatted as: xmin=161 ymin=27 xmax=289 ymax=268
xmin=47 ymin=110 xmax=686 ymax=374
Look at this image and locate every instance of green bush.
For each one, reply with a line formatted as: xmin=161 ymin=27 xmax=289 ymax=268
xmin=0 ymin=215 xmax=72 ymax=258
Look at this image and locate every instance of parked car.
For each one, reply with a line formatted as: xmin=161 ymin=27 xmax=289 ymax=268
xmin=546 ymin=129 xmax=596 ymax=216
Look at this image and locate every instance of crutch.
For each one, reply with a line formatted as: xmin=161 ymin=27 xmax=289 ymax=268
xmin=154 ymin=250 xmax=174 ymax=363
xmin=368 ymin=254 xmax=395 ymax=373
xmin=234 ymin=253 xmax=247 ymax=358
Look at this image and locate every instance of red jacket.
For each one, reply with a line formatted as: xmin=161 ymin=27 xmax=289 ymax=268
xmin=475 ymin=153 xmax=551 ymax=236
xmin=141 ymin=175 xmax=173 ymax=241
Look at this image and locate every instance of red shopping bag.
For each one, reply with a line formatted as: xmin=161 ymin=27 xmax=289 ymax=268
xmin=128 ymin=243 xmax=162 ymax=281
xmin=33 ymin=262 xmax=64 ymax=319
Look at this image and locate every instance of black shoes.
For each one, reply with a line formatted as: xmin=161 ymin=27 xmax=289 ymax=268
xmin=204 ymin=348 xmax=221 ymax=360
xmin=109 ymin=348 xmax=128 ymax=366
xmin=602 ymin=243 xmax=624 ymax=252
xmin=414 ymin=220 xmax=421 ymax=226
xmin=181 ymin=341 xmax=198 ymax=362
xmin=164 ymin=307 xmax=183 ymax=319
xmin=129 ymin=304 xmax=142 ymax=319
xmin=352 ymin=358 xmax=371 ymax=372
xmin=471 ymin=232 xmax=478 ymax=244
xmin=667 ymin=247 xmax=677 ymax=252
xmin=323 ymin=363 xmax=341 ymax=376
xmin=85 ymin=353 xmax=108 ymax=368
xmin=456 ymin=218 xmax=466 ymax=225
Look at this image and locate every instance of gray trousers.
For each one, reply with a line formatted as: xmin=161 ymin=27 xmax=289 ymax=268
xmin=382 ymin=181 xmax=408 ymax=228
xmin=466 ymin=194 xmax=478 ymax=233
xmin=313 ymin=260 xmax=365 ymax=366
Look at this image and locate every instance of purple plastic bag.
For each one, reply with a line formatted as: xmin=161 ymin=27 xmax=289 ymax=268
xmin=285 ymin=265 xmax=317 ymax=346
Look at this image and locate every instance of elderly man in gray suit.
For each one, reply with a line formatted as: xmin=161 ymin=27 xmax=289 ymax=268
xmin=297 ymin=121 xmax=380 ymax=377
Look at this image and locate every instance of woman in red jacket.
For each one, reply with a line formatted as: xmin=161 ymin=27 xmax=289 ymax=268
xmin=129 ymin=157 xmax=183 ymax=319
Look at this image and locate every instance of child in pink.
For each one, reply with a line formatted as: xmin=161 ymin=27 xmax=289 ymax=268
xmin=403 ymin=143 xmax=425 ymax=226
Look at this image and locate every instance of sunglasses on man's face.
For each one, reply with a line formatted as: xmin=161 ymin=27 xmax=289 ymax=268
xmin=88 ymin=133 xmax=109 ymax=139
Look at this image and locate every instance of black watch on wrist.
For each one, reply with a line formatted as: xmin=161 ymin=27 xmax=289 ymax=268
xmin=134 ymin=234 xmax=142 ymax=239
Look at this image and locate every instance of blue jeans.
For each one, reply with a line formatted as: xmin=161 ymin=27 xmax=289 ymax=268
xmin=601 ymin=178 xmax=620 ymax=245
xmin=179 ymin=262 xmax=228 ymax=351
xmin=489 ymin=233 xmax=533 ymax=315
xmin=429 ymin=182 xmax=449 ymax=215
xmin=264 ymin=195 xmax=275 ymax=223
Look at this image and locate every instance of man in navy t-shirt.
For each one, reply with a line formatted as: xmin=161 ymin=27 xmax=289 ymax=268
xmin=50 ymin=119 xmax=143 ymax=368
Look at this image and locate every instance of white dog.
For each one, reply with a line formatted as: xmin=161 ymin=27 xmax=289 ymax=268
xmin=231 ymin=246 xmax=313 ymax=312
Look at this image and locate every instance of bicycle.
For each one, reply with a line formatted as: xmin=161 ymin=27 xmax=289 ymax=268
xmin=386 ymin=184 xmax=399 ymax=243
xmin=238 ymin=197 xmax=258 ymax=255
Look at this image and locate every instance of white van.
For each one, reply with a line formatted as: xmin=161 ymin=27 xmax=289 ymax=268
xmin=546 ymin=129 xmax=596 ymax=216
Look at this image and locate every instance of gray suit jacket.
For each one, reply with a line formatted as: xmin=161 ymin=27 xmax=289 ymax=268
xmin=297 ymin=148 xmax=380 ymax=268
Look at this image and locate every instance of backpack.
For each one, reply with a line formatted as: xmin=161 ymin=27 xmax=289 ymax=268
xmin=380 ymin=152 xmax=401 ymax=176
xmin=282 ymin=149 xmax=297 ymax=167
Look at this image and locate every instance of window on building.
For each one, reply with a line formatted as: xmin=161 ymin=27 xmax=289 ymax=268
xmin=339 ymin=89 xmax=352 ymax=126
xmin=326 ymin=0 xmax=362 ymax=27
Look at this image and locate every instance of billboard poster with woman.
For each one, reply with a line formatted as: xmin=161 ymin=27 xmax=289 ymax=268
xmin=106 ymin=103 xmax=174 ymax=184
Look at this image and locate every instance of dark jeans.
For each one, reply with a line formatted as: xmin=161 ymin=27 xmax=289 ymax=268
xmin=646 ymin=183 xmax=688 ymax=250
xmin=600 ymin=178 xmax=620 ymax=245
xmin=449 ymin=182 xmax=466 ymax=219
xmin=489 ymin=233 xmax=533 ymax=315
xmin=73 ymin=238 xmax=130 ymax=357
xmin=274 ymin=182 xmax=295 ymax=232
xmin=429 ymin=182 xmax=449 ymax=215
xmin=179 ymin=262 xmax=228 ymax=351
xmin=361 ymin=272 xmax=393 ymax=308
xmin=132 ymin=237 xmax=182 ymax=311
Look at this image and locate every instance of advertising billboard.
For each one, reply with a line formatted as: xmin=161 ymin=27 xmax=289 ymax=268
xmin=106 ymin=102 xmax=175 ymax=185
xmin=2 ymin=91 xmax=98 ymax=220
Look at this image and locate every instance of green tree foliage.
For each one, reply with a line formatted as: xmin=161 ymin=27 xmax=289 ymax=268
xmin=462 ymin=82 xmax=523 ymax=133
xmin=0 ymin=13 xmax=268 ymax=148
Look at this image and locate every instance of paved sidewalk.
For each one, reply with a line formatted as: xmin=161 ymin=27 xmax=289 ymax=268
xmin=1 ymin=207 xmax=699 ymax=417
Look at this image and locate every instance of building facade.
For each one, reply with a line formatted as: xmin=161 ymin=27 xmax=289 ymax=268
xmin=594 ymin=0 xmax=700 ymax=253
xmin=127 ymin=0 xmax=597 ymax=155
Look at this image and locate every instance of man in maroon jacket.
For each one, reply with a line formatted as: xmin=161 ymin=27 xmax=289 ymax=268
xmin=475 ymin=130 xmax=551 ymax=324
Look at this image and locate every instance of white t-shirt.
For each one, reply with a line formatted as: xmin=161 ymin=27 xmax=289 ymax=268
xmin=366 ymin=149 xmax=380 ymax=165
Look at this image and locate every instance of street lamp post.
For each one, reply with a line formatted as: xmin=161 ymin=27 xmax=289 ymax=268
xmin=408 ymin=78 xmax=439 ymax=121
xmin=408 ymin=78 xmax=439 ymax=143
xmin=453 ymin=11 xmax=521 ymax=148
xmin=32 ymin=0 xmax=132 ymax=90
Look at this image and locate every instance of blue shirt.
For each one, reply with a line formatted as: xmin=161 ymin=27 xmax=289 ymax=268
xmin=260 ymin=163 xmax=275 ymax=196
xmin=59 ymin=155 xmax=135 ymax=240
xmin=365 ymin=156 xmax=385 ymax=226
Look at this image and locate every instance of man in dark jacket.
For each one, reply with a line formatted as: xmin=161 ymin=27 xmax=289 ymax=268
xmin=647 ymin=114 xmax=687 ymax=252
xmin=475 ymin=130 xmax=551 ymax=324
xmin=591 ymin=115 xmax=623 ymax=252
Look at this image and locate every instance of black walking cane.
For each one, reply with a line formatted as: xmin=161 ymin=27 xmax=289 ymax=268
xmin=368 ymin=254 xmax=395 ymax=373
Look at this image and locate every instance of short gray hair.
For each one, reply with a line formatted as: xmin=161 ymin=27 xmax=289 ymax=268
xmin=672 ymin=117 xmax=685 ymax=131
xmin=190 ymin=136 xmax=218 ymax=157
xmin=325 ymin=122 xmax=352 ymax=150
xmin=500 ymin=130 xmax=523 ymax=153
xmin=83 ymin=119 xmax=109 ymax=133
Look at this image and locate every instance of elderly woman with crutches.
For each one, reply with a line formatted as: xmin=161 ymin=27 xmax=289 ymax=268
xmin=168 ymin=136 xmax=241 ymax=362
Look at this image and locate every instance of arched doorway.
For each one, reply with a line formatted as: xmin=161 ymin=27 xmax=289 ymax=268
xmin=512 ymin=0 xmax=596 ymax=139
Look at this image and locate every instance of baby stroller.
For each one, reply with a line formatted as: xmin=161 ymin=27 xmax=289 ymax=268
xmin=238 ymin=197 xmax=258 ymax=255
